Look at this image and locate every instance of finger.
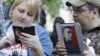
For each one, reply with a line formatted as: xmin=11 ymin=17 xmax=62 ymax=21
xmin=18 ymin=35 xmax=28 ymax=44
xmin=57 ymin=42 xmax=65 ymax=45
xmin=58 ymin=52 xmax=67 ymax=55
xmin=20 ymin=32 xmax=34 ymax=38
xmin=56 ymin=44 xmax=65 ymax=49
xmin=19 ymin=32 xmax=29 ymax=38
xmin=64 ymin=55 xmax=67 ymax=56
xmin=82 ymin=50 xmax=89 ymax=56
xmin=56 ymin=42 xmax=65 ymax=47
xmin=6 ymin=37 xmax=13 ymax=45
xmin=56 ymin=48 xmax=67 ymax=52
xmin=82 ymin=50 xmax=95 ymax=56
xmin=19 ymin=38 xmax=28 ymax=46
xmin=19 ymin=32 xmax=39 ymax=41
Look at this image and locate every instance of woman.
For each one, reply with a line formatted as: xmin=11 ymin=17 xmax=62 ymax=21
xmin=50 ymin=17 xmax=66 ymax=56
xmin=0 ymin=0 xmax=53 ymax=56
xmin=50 ymin=17 xmax=65 ymax=47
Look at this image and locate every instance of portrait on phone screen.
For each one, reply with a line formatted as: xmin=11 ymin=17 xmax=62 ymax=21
xmin=63 ymin=27 xmax=73 ymax=47
xmin=61 ymin=25 xmax=81 ymax=54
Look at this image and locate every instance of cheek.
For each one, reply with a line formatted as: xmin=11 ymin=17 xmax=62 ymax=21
xmin=12 ymin=10 xmax=21 ymax=20
xmin=26 ymin=17 xmax=34 ymax=23
xmin=64 ymin=32 xmax=68 ymax=37
xmin=77 ymin=12 xmax=88 ymax=21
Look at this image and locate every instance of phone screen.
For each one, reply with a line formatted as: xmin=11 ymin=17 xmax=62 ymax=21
xmin=23 ymin=26 xmax=35 ymax=35
xmin=63 ymin=27 xmax=81 ymax=55
xmin=13 ymin=26 xmax=35 ymax=43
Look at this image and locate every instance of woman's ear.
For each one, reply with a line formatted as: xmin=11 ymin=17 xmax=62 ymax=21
xmin=11 ymin=9 xmax=15 ymax=17
xmin=9 ymin=8 xmax=14 ymax=18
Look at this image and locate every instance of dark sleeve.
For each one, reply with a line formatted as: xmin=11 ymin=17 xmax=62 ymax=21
xmin=50 ymin=33 xmax=58 ymax=48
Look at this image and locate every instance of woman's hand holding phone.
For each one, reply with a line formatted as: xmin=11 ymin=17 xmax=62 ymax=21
xmin=13 ymin=26 xmax=44 ymax=56
xmin=17 ymin=32 xmax=44 ymax=56
xmin=17 ymin=32 xmax=41 ymax=49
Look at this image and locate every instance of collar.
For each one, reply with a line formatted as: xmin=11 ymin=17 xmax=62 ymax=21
xmin=83 ymin=26 xmax=100 ymax=33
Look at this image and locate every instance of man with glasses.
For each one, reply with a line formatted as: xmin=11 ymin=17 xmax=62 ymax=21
xmin=55 ymin=0 xmax=100 ymax=56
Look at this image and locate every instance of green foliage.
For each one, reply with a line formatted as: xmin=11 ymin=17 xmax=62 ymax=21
xmin=3 ymin=0 xmax=13 ymax=6
xmin=46 ymin=0 xmax=61 ymax=17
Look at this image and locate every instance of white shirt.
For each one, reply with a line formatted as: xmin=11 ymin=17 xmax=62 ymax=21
xmin=0 ymin=25 xmax=27 ymax=56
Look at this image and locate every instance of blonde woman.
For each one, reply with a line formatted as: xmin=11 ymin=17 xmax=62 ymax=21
xmin=0 ymin=0 xmax=53 ymax=56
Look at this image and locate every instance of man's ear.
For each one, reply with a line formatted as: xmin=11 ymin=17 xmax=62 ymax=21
xmin=92 ymin=8 xmax=99 ymax=15
xmin=91 ymin=8 xmax=100 ymax=21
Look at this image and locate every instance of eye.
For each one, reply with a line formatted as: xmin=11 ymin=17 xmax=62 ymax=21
xmin=18 ymin=9 xmax=25 ymax=13
xmin=27 ymin=12 xmax=33 ymax=17
xmin=73 ymin=7 xmax=83 ymax=13
xmin=68 ymin=31 xmax=71 ymax=34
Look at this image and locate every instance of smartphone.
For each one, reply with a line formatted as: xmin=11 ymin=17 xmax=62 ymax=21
xmin=63 ymin=27 xmax=81 ymax=55
xmin=23 ymin=26 xmax=35 ymax=35
xmin=56 ymin=23 xmax=84 ymax=55
xmin=13 ymin=26 xmax=35 ymax=43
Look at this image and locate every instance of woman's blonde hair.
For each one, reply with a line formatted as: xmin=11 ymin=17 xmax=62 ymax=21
xmin=9 ymin=0 xmax=40 ymax=23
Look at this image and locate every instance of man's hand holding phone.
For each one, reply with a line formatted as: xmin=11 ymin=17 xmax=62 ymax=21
xmin=55 ymin=42 xmax=67 ymax=56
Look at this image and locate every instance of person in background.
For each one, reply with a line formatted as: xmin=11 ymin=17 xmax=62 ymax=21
xmin=0 ymin=0 xmax=53 ymax=56
xmin=39 ymin=9 xmax=46 ymax=27
xmin=51 ymin=17 xmax=65 ymax=47
xmin=50 ymin=17 xmax=65 ymax=56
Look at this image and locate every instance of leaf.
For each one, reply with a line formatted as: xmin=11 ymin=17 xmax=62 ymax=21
xmin=45 ymin=0 xmax=61 ymax=17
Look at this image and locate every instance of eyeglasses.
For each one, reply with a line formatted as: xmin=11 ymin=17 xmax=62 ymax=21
xmin=73 ymin=7 xmax=83 ymax=13
xmin=72 ymin=2 xmax=98 ymax=13
xmin=72 ymin=4 xmax=89 ymax=13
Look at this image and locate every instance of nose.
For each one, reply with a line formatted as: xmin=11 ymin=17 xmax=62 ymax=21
xmin=73 ymin=12 xmax=79 ymax=22
xmin=73 ymin=12 xmax=79 ymax=21
xmin=73 ymin=12 xmax=78 ymax=19
xmin=21 ymin=13 xmax=27 ymax=20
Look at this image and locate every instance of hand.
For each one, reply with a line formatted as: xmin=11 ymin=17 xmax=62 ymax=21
xmin=5 ymin=33 xmax=15 ymax=45
xmin=0 ymin=33 xmax=15 ymax=49
xmin=18 ymin=32 xmax=44 ymax=56
xmin=55 ymin=41 xmax=67 ymax=56
xmin=82 ymin=49 xmax=95 ymax=56
xmin=18 ymin=32 xmax=42 ymax=49
xmin=82 ymin=43 xmax=95 ymax=56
